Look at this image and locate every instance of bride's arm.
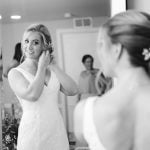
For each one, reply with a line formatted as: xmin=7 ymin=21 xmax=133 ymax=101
xmin=50 ymin=64 xmax=78 ymax=96
xmin=8 ymin=66 xmax=46 ymax=102
xmin=8 ymin=51 xmax=50 ymax=102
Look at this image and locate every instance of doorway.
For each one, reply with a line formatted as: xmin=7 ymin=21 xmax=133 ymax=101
xmin=57 ymin=28 xmax=100 ymax=134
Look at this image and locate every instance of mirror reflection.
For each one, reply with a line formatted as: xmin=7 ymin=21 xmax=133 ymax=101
xmin=1 ymin=0 xmax=149 ymax=150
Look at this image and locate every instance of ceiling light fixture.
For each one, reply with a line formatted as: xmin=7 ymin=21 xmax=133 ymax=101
xmin=0 ymin=15 xmax=2 ymax=20
xmin=64 ymin=12 xmax=72 ymax=18
xmin=10 ymin=15 xmax=21 ymax=20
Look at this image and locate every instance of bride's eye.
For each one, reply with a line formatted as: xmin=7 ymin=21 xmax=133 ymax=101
xmin=24 ymin=39 xmax=29 ymax=44
xmin=33 ymin=40 xmax=39 ymax=45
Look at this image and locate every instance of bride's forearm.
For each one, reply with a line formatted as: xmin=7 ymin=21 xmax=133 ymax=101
xmin=26 ymin=67 xmax=46 ymax=101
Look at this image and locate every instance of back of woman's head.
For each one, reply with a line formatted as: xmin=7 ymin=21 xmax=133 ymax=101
xmin=23 ymin=24 xmax=53 ymax=54
xmin=102 ymin=10 xmax=150 ymax=74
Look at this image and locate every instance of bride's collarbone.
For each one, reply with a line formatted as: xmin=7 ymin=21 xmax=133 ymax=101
xmin=19 ymin=65 xmax=51 ymax=83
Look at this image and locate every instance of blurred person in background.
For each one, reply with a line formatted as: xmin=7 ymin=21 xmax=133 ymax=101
xmin=74 ymin=10 xmax=150 ymax=150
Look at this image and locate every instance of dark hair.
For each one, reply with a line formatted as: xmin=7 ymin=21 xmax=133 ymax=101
xmin=82 ymin=54 xmax=94 ymax=63
xmin=15 ymin=43 xmax=21 ymax=51
xmin=13 ymin=42 xmax=22 ymax=63
xmin=102 ymin=10 xmax=150 ymax=74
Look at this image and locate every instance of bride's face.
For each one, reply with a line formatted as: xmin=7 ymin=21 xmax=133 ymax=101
xmin=96 ymin=28 xmax=115 ymax=77
xmin=22 ymin=31 xmax=43 ymax=60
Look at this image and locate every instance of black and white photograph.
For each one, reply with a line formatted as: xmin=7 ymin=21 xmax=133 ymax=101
xmin=0 ymin=0 xmax=150 ymax=150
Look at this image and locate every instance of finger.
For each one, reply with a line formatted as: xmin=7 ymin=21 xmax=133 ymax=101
xmin=45 ymin=50 xmax=49 ymax=56
xmin=45 ymin=51 xmax=51 ymax=62
xmin=40 ymin=51 xmax=45 ymax=56
xmin=50 ymin=54 xmax=54 ymax=60
xmin=43 ymin=50 xmax=47 ymax=55
xmin=43 ymin=50 xmax=48 ymax=57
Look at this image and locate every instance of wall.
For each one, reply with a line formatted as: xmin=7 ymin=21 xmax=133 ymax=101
xmin=0 ymin=22 xmax=2 ymax=150
xmin=0 ymin=23 xmax=2 ymax=45
xmin=127 ymin=0 xmax=150 ymax=12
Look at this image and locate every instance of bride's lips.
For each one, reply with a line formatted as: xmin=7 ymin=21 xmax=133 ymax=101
xmin=27 ymin=50 xmax=34 ymax=54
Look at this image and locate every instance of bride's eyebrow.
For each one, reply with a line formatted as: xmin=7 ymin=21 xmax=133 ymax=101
xmin=33 ymin=39 xmax=40 ymax=42
xmin=30 ymin=39 xmax=40 ymax=43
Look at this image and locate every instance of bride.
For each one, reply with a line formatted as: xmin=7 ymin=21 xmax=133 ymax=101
xmin=8 ymin=23 xmax=78 ymax=150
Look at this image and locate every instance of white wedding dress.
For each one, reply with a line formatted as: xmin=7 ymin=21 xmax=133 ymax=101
xmin=14 ymin=67 xmax=69 ymax=150
xmin=83 ymin=97 xmax=106 ymax=150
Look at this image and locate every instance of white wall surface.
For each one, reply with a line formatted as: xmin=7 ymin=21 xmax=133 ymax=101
xmin=0 ymin=22 xmax=2 ymax=150
xmin=127 ymin=0 xmax=150 ymax=13
xmin=0 ymin=23 xmax=2 ymax=45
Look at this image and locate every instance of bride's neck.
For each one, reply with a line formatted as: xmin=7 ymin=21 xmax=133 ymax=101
xmin=116 ymin=66 xmax=149 ymax=85
xmin=23 ymin=58 xmax=38 ymax=71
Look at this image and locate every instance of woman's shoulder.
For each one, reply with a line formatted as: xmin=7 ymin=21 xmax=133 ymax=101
xmin=75 ymin=97 xmax=97 ymax=112
xmin=91 ymin=68 xmax=99 ymax=74
xmin=94 ymin=68 xmax=99 ymax=73
xmin=94 ymin=88 xmax=129 ymax=125
xmin=8 ymin=66 xmax=26 ymax=82
xmin=74 ymin=97 xmax=97 ymax=121
xmin=80 ymin=70 xmax=86 ymax=75
xmin=74 ymin=98 xmax=91 ymax=118
xmin=79 ymin=70 xmax=89 ymax=78
xmin=131 ymin=85 xmax=150 ymax=148
xmin=135 ymin=85 xmax=150 ymax=107
xmin=94 ymin=95 xmax=119 ymax=120
xmin=7 ymin=67 xmax=25 ymax=92
xmin=8 ymin=66 xmax=20 ymax=76
xmin=94 ymin=93 xmax=134 ymax=149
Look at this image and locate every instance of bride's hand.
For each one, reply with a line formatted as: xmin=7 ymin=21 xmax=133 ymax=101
xmin=38 ymin=50 xmax=50 ymax=69
xmin=49 ymin=54 xmax=56 ymax=65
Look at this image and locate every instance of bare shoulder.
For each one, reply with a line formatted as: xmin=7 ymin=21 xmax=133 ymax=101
xmin=137 ymin=85 xmax=150 ymax=98
xmin=80 ymin=70 xmax=86 ymax=76
xmin=94 ymin=92 xmax=134 ymax=149
xmin=135 ymin=85 xmax=150 ymax=116
xmin=8 ymin=67 xmax=29 ymax=93
xmin=8 ymin=67 xmax=25 ymax=88
xmin=133 ymin=86 xmax=150 ymax=149
xmin=135 ymin=85 xmax=150 ymax=110
xmin=94 ymin=68 xmax=99 ymax=73
xmin=8 ymin=68 xmax=22 ymax=81
xmin=94 ymin=96 xmax=120 ymax=130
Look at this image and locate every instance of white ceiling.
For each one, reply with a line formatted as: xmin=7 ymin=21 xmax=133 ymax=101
xmin=0 ymin=0 xmax=111 ymax=24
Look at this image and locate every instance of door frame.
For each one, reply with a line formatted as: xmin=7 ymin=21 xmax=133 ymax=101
xmin=56 ymin=28 xmax=99 ymax=132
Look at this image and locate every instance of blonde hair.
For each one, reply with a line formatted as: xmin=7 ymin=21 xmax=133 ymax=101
xmin=21 ymin=24 xmax=53 ymax=62
xmin=101 ymin=10 xmax=150 ymax=74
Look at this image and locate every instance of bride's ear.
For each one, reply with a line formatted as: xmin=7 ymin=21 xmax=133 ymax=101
xmin=42 ymin=44 xmax=46 ymax=51
xmin=112 ymin=43 xmax=123 ymax=61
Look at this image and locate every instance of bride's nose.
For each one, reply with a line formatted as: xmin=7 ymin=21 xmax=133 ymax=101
xmin=28 ymin=43 xmax=33 ymax=50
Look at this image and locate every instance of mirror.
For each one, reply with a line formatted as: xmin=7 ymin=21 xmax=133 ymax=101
xmin=0 ymin=0 xmax=140 ymax=149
